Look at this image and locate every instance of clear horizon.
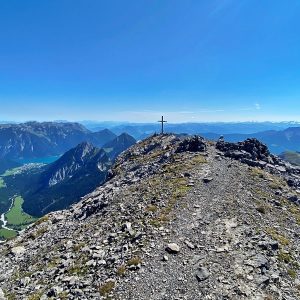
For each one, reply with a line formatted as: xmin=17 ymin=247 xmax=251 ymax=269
xmin=1 ymin=1 xmax=300 ymax=122
xmin=2 ymin=119 xmax=300 ymax=125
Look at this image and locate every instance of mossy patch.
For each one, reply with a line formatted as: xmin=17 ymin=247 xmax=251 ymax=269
xmin=256 ymin=205 xmax=267 ymax=214
xmin=251 ymin=167 xmax=266 ymax=179
xmin=34 ymin=215 xmax=49 ymax=226
xmin=146 ymin=204 xmax=158 ymax=213
xmin=127 ymin=256 xmax=142 ymax=266
xmin=31 ymin=226 xmax=48 ymax=239
xmin=266 ymin=227 xmax=290 ymax=246
xmin=99 ymin=281 xmax=115 ymax=297
xmin=28 ymin=291 xmax=44 ymax=300
xmin=73 ymin=242 xmax=85 ymax=252
xmin=116 ymin=265 xmax=126 ymax=276
xmin=288 ymin=205 xmax=300 ymax=225
xmin=68 ymin=263 xmax=88 ymax=276
xmin=287 ymin=268 xmax=297 ymax=279
xmin=4 ymin=292 xmax=16 ymax=300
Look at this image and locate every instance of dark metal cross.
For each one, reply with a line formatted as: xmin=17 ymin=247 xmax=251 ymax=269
xmin=158 ymin=116 xmax=167 ymax=134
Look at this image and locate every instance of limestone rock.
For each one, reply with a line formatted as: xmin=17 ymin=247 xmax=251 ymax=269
xmin=0 ymin=288 xmax=6 ymax=300
xmin=166 ymin=243 xmax=180 ymax=254
xmin=10 ymin=246 xmax=26 ymax=256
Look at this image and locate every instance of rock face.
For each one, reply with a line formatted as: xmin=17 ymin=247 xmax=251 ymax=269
xmin=217 ymin=138 xmax=300 ymax=192
xmin=216 ymin=138 xmax=272 ymax=162
xmin=15 ymin=135 xmax=136 ymax=217
xmin=176 ymin=135 xmax=206 ymax=153
xmin=22 ymin=142 xmax=112 ymax=216
xmin=1 ymin=134 xmax=300 ymax=299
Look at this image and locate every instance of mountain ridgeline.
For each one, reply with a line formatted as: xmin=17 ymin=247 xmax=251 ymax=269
xmin=0 ymin=122 xmax=117 ymax=159
xmin=88 ymin=121 xmax=300 ymax=140
xmin=1 ymin=122 xmax=300 ymax=159
xmin=1 ymin=135 xmax=300 ymax=299
xmin=22 ymin=142 xmax=112 ymax=216
xmin=103 ymin=132 xmax=137 ymax=159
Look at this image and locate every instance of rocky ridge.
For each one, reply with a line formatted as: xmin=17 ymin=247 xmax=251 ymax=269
xmin=217 ymin=138 xmax=300 ymax=203
xmin=1 ymin=135 xmax=300 ymax=299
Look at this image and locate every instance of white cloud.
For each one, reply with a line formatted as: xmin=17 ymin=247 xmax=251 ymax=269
xmin=255 ymin=103 xmax=261 ymax=110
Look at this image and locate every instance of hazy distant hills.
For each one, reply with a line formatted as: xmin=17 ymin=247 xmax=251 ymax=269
xmin=86 ymin=121 xmax=300 ymax=154
xmin=280 ymin=151 xmax=300 ymax=166
xmin=86 ymin=121 xmax=300 ymax=140
xmin=202 ymin=127 xmax=300 ymax=154
xmin=0 ymin=122 xmax=117 ymax=159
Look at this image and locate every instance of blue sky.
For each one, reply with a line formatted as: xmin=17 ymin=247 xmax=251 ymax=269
xmin=0 ymin=0 xmax=300 ymax=122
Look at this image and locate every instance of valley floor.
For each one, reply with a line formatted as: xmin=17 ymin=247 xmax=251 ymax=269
xmin=0 ymin=165 xmax=42 ymax=240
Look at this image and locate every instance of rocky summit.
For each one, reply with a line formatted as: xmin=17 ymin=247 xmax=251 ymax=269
xmin=1 ymin=134 xmax=300 ymax=299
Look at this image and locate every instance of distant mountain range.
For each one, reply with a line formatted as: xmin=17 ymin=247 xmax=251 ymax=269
xmin=84 ymin=121 xmax=300 ymax=140
xmin=85 ymin=122 xmax=300 ymax=155
xmin=0 ymin=122 xmax=117 ymax=159
xmin=1 ymin=121 xmax=300 ymax=159
xmin=201 ymin=127 xmax=300 ymax=154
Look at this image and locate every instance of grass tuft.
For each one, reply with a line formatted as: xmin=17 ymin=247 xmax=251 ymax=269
xmin=99 ymin=281 xmax=115 ymax=297
xmin=266 ymin=227 xmax=290 ymax=246
xmin=116 ymin=265 xmax=126 ymax=276
xmin=34 ymin=215 xmax=49 ymax=226
xmin=127 ymin=256 xmax=142 ymax=266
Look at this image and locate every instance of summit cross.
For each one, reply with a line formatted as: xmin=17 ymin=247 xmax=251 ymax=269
xmin=158 ymin=116 xmax=167 ymax=134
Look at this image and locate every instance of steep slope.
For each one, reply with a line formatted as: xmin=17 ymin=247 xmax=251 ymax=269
xmin=0 ymin=122 xmax=116 ymax=159
xmin=40 ymin=142 xmax=107 ymax=187
xmin=1 ymin=135 xmax=300 ymax=299
xmin=22 ymin=142 xmax=111 ymax=216
xmin=103 ymin=133 xmax=136 ymax=159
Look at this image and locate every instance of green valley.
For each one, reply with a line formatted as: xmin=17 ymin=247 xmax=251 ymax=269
xmin=0 ymin=228 xmax=17 ymax=240
xmin=5 ymin=196 xmax=37 ymax=231
xmin=0 ymin=165 xmax=39 ymax=240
